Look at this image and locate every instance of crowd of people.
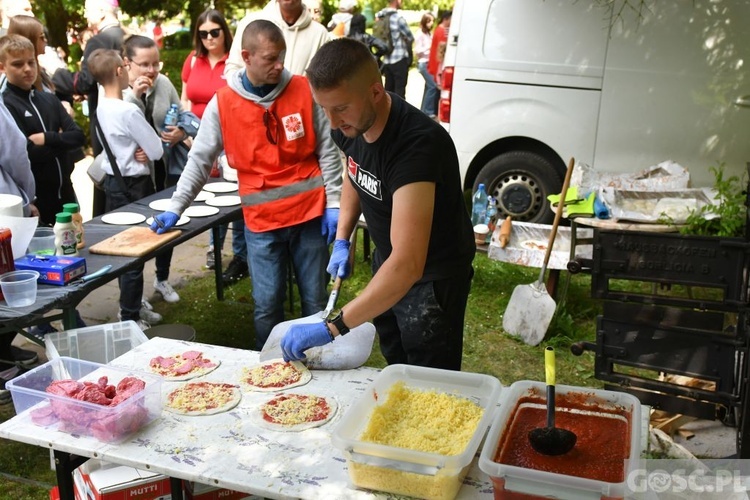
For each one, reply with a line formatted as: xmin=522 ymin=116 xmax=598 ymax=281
xmin=0 ymin=0 xmax=468 ymax=397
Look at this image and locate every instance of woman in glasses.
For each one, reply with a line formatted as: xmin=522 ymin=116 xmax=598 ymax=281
xmin=180 ymin=8 xmax=232 ymax=119
xmin=124 ymin=34 xmax=189 ymax=307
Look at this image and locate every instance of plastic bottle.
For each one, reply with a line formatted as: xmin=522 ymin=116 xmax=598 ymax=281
xmin=53 ymin=212 xmax=78 ymax=256
xmin=162 ymin=104 xmax=179 ymax=147
xmin=62 ymin=202 xmax=85 ymax=249
xmin=485 ymin=196 xmax=498 ymax=243
xmin=471 ymin=183 xmax=488 ymax=226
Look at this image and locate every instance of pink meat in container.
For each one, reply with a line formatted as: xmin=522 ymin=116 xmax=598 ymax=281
xmin=7 ymin=357 xmax=162 ymax=442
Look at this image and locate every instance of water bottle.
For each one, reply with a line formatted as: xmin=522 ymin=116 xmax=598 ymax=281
xmin=471 ymin=183 xmax=488 ymax=226
xmin=485 ymin=196 xmax=498 ymax=243
xmin=162 ymin=104 xmax=179 ymax=147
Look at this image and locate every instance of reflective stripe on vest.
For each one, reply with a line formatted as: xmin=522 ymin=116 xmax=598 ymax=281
xmin=240 ymin=176 xmax=324 ymax=206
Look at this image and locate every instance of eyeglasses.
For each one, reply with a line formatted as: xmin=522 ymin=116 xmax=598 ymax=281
xmin=129 ymin=60 xmax=163 ymax=71
xmin=198 ymin=28 xmax=222 ymax=40
xmin=263 ymin=109 xmax=278 ymax=145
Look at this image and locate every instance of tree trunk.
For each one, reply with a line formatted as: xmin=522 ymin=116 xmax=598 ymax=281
xmin=37 ymin=0 xmax=71 ymax=58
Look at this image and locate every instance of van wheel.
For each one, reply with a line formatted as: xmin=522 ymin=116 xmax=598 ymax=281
xmin=475 ymin=151 xmax=562 ymax=224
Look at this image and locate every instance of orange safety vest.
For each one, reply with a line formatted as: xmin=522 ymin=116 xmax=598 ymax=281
xmin=217 ymin=76 xmax=325 ymax=232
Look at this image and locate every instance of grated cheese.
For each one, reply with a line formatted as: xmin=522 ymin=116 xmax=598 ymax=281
xmin=262 ymin=394 xmax=328 ymax=425
xmin=360 ymin=382 xmax=483 ymax=456
xmin=167 ymin=382 xmax=237 ymax=412
xmin=244 ymin=362 xmax=302 ymax=388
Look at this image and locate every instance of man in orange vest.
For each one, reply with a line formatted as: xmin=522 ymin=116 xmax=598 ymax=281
xmin=152 ymin=20 xmax=342 ymax=349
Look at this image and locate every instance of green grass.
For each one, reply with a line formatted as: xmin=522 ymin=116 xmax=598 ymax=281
xmin=0 ymin=242 xmax=602 ymax=498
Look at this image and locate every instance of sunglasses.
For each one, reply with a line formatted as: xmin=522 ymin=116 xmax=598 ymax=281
xmin=198 ymin=28 xmax=222 ymax=39
xmin=263 ymin=109 xmax=278 ymax=145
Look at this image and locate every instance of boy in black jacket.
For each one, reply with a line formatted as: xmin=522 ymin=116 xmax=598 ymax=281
xmin=0 ymin=35 xmax=85 ymax=226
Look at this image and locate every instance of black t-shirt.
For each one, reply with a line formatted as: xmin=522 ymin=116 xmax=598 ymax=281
xmin=332 ymin=94 xmax=475 ymax=281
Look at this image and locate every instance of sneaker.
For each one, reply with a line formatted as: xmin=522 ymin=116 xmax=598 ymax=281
xmin=0 ymin=365 xmax=20 ymax=405
xmin=139 ymin=302 xmax=162 ymax=325
xmin=10 ymin=346 xmax=38 ymax=366
xmin=222 ymin=255 xmax=249 ymax=286
xmin=154 ymin=278 xmax=180 ymax=303
xmin=206 ymin=248 xmax=215 ymax=270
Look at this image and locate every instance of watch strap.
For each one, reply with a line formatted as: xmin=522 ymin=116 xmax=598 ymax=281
xmin=328 ymin=311 xmax=350 ymax=336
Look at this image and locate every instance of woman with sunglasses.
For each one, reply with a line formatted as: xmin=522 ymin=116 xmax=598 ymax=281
xmin=180 ymin=9 xmax=232 ymax=119
xmin=181 ymin=9 xmax=247 ymax=280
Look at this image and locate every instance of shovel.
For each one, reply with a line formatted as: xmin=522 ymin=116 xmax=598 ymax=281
xmin=259 ymin=230 xmax=376 ymax=369
xmin=502 ymin=157 xmax=575 ymax=346
xmin=528 ymin=346 xmax=577 ymax=455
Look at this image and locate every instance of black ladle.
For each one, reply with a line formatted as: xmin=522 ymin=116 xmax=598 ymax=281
xmin=528 ymin=346 xmax=577 ymax=455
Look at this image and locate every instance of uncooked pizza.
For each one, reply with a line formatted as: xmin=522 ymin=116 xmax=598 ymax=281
xmin=520 ymin=239 xmax=549 ymax=251
xmin=149 ymin=351 xmax=220 ymax=381
xmin=165 ymin=382 xmax=241 ymax=416
xmin=250 ymin=393 xmax=338 ymax=432
xmin=241 ymin=359 xmax=312 ymax=392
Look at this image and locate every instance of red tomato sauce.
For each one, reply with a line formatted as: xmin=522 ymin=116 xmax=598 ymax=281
xmin=494 ymin=394 xmax=631 ymax=484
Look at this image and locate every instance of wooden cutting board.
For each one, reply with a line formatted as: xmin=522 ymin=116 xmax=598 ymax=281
xmin=89 ymin=227 xmax=182 ymax=257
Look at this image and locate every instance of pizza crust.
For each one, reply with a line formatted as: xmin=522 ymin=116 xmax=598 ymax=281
xmin=165 ymin=382 xmax=242 ymax=416
xmin=149 ymin=351 xmax=221 ymax=381
xmin=241 ymin=359 xmax=312 ymax=392
xmin=250 ymin=394 xmax=338 ymax=432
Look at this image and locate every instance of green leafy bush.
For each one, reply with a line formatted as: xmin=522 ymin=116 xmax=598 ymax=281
xmin=679 ymin=164 xmax=747 ymax=238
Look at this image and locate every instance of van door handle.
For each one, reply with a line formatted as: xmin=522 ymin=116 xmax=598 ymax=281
xmin=733 ymin=96 xmax=750 ymax=107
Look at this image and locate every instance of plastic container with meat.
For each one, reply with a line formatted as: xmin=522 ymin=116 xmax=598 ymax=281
xmin=7 ymin=357 xmax=162 ymax=442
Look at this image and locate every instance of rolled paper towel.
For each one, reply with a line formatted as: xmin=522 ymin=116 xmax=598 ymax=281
xmin=0 ymin=194 xmax=23 ymax=217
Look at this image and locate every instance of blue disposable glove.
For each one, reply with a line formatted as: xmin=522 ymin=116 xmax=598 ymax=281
xmin=281 ymin=321 xmax=334 ymax=361
xmin=327 ymin=238 xmax=351 ymax=279
xmin=321 ymin=208 xmax=339 ymax=245
xmin=150 ymin=211 xmax=179 ymax=234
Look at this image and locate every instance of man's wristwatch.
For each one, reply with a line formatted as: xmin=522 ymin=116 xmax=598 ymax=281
xmin=327 ymin=311 xmax=350 ymax=336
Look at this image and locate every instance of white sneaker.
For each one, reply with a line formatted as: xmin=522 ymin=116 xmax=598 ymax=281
xmin=139 ymin=298 xmax=162 ymax=324
xmin=153 ymin=278 xmax=180 ymax=303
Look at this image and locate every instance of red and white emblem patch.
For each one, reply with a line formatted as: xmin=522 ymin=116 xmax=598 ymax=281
xmin=282 ymin=113 xmax=305 ymax=141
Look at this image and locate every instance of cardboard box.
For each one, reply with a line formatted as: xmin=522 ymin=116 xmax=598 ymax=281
xmin=73 ymin=459 xmax=172 ymax=500
xmin=14 ymin=254 xmax=86 ymax=285
xmin=183 ymin=481 xmax=257 ymax=500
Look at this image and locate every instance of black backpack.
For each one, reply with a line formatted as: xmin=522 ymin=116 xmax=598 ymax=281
xmin=372 ymin=11 xmax=396 ymax=55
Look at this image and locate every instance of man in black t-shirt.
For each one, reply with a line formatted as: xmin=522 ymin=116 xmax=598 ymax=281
xmin=280 ymin=38 xmax=474 ymax=370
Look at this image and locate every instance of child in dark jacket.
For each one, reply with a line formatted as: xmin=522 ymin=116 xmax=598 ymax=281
xmin=0 ymin=34 xmax=85 ymax=226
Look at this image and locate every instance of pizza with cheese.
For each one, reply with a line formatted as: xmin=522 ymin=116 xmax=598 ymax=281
xmin=241 ymin=359 xmax=311 ymax=392
xmin=165 ymin=382 xmax=241 ymax=416
xmin=149 ymin=351 xmax=220 ymax=381
xmin=520 ymin=239 xmax=549 ymax=251
xmin=250 ymin=393 xmax=338 ymax=432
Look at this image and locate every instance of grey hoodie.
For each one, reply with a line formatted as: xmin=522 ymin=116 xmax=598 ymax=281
xmin=0 ymin=94 xmax=35 ymax=216
xmin=167 ymin=68 xmax=342 ymax=217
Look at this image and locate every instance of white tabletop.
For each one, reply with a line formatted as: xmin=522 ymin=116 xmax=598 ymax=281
xmin=0 ymin=337 xmax=495 ymax=499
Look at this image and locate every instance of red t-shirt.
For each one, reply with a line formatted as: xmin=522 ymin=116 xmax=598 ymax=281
xmin=427 ymin=25 xmax=447 ymax=79
xmin=181 ymin=52 xmax=229 ymax=119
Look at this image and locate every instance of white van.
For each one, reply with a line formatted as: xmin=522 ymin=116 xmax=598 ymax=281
xmin=440 ymin=0 xmax=750 ymax=223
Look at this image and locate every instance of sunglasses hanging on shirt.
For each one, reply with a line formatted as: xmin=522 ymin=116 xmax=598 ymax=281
xmin=198 ymin=28 xmax=222 ymax=39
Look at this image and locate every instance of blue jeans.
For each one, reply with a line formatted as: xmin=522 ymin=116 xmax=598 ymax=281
xmin=418 ymin=61 xmax=438 ymax=117
xmin=209 ymin=218 xmax=247 ymax=260
xmin=245 ymin=218 xmax=328 ymax=349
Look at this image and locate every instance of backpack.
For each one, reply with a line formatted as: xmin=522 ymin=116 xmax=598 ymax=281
xmin=372 ymin=11 xmax=396 ymax=55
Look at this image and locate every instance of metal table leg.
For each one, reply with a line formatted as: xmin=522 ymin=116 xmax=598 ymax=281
xmin=212 ymin=226 xmax=224 ymax=301
xmin=53 ymin=450 xmax=88 ymax=500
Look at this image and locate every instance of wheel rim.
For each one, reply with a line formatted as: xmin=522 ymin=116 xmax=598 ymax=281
xmin=491 ymin=173 xmax=544 ymax=221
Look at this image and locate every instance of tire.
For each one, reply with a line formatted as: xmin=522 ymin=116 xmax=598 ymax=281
xmin=474 ymin=151 xmax=562 ymax=224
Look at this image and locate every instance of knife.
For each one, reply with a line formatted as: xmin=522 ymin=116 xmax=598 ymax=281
xmin=71 ymin=265 xmax=112 ymax=285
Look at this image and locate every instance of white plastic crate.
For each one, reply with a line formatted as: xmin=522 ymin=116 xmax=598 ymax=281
xmin=44 ymin=321 xmax=148 ymax=364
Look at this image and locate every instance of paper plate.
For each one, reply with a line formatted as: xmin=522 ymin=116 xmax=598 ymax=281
xmin=146 ymin=215 xmax=191 ymax=227
xmin=206 ymin=195 xmax=240 ymax=207
xmin=101 ymin=212 xmax=147 ymax=225
xmin=203 ymin=182 xmax=238 ymax=193
xmin=195 ymin=191 xmax=216 ymax=202
xmin=148 ymin=199 xmax=172 ymax=211
xmin=183 ymin=205 xmax=220 ymax=218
